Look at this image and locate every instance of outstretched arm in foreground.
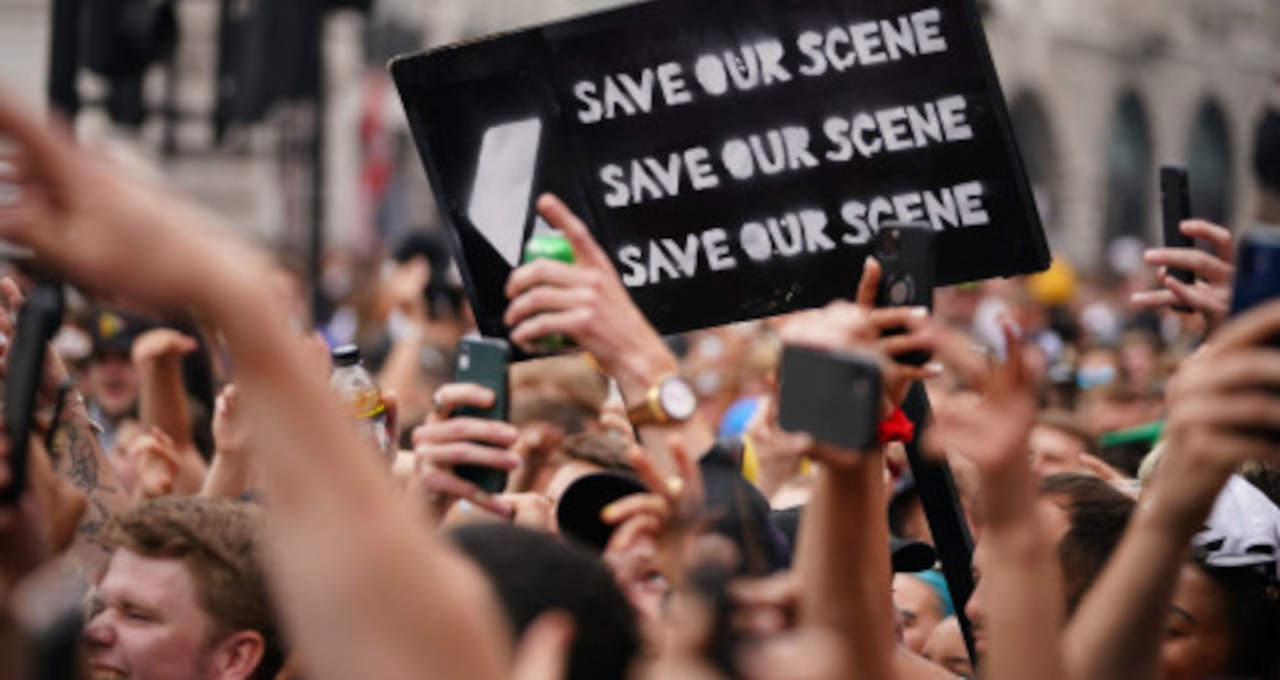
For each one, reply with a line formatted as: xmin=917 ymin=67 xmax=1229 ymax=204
xmin=0 ymin=94 xmax=508 ymax=680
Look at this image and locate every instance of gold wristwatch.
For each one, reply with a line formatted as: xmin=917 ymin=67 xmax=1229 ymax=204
xmin=626 ymin=375 xmax=698 ymax=426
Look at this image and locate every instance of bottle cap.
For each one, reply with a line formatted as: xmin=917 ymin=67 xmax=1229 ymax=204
xmin=332 ymin=344 xmax=361 ymax=367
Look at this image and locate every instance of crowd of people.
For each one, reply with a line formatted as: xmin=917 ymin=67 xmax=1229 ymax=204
xmin=0 ymin=85 xmax=1278 ymax=680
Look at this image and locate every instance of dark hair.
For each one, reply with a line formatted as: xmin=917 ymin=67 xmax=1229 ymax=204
xmin=103 ymin=497 xmax=284 ymax=680
xmin=1040 ymin=474 xmax=1136 ymax=616
xmin=558 ymin=432 xmax=634 ymax=473
xmin=1195 ymin=561 xmax=1280 ymax=680
xmin=449 ymin=523 xmax=640 ymax=680
xmin=1036 ymin=410 xmax=1099 ymax=458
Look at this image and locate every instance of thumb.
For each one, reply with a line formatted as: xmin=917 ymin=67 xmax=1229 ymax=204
xmin=511 ymin=610 xmax=575 ymax=680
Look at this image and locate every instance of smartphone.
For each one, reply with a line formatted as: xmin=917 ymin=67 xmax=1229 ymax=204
xmin=875 ymin=221 xmax=936 ymax=366
xmin=1229 ymin=225 xmax=1280 ymax=325
xmin=1 ymin=283 xmax=64 ymax=504
xmin=778 ymin=344 xmax=883 ymax=452
xmin=452 ymin=336 xmax=511 ymax=494
xmin=1160 ymin=166 xmax=1195 ymax=311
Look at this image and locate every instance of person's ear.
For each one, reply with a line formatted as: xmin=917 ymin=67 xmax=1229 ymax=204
xmin=210 ymin=629 xmax=266 ymax=680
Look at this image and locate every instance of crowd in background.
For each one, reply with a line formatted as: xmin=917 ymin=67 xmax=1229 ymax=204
xmin=0 ymin=88 xmax=1278 ymax=680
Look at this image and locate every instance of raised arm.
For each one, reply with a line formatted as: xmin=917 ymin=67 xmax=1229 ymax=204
xmin=504 ymin=195 xmax=715 ymax=468
xmin=1061 ymin=301 xmax=1280 ymax=680
xmin=783 ymin=287 xmax=938 ymax=680
xmin=930 ymin=322 xmax=1066 ymax=680
xmin=0 ymin=93 xmax=509 ymax=680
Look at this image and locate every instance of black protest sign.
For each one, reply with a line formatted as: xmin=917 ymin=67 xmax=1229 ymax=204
xmin=392 ymin=0 xmax=1048 ymax=338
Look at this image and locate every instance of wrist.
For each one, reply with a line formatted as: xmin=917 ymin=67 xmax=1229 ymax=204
xmin=613 ymin=349 xmax=679 ymax=408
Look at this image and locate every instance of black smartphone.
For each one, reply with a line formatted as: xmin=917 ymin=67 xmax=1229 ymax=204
xmin=777 ymin=344 xmax=882 ymax=452
xmin=1 ymin=282 xmax=64 ymax=504
xmin=875 ymin=221 xmax=936 ymax=366
xmin=1160 ymin=166 xmax=1196 ymax=312
xmin=452 ymin=336 xmax=511 ymax=494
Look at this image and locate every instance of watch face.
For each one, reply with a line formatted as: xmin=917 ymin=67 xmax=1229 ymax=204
xmin=659 ymin=377 xmax=698 ymax=421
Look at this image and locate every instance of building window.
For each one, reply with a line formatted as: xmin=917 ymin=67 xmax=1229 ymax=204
xmin=1009 ymin=91 xmax=1059 ymax=236
xmin=1187 ymin=99 xmax=1233 ymax=225
xmin=1103 ymin=90 xmax=1153 ymax=244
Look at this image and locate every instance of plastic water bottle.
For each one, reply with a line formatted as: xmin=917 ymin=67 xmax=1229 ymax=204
xmin=329 ymin=345 xmax=394 ymax=463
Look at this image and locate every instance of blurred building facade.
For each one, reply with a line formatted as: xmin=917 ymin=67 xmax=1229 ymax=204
xmin=1 ymin=0 xmax=1278 ymax=273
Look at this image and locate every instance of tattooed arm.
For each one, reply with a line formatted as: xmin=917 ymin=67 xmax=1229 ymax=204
xmin=0 ymin=277 xmax=128 ymax=579
xmin=45 ymin=374 xmax=130 ymax=574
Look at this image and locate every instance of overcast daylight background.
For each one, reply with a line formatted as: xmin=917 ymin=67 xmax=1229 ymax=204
xmin=0 ymin=0 xmax=1276 ymax=276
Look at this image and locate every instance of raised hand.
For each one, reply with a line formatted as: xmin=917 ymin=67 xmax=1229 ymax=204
xmin=927 ymin=321 xmax=1037 ymax=478
xmin=130 ymin=328 xmax=198 ymax=366
xmin=410 ymin=383 xmax=521 ymax=518
xmin=1131 ymin=219 xmax=1235 ymax=333
xmin=504 ymin=194 xmax=678 ymax=407
xmin=0 ymin=93 xmax=263 ymax=312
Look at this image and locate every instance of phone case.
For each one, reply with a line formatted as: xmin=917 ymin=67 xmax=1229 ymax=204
xmin=453 ymin=336 xmax=511 ymax=494
xmin=777 ymin=345 xmax=882 ymax=452
xmin=875 ymin=221 xmax=936 ymax=366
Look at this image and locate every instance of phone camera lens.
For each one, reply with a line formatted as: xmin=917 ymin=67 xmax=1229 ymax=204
xmin=888 ymin=276 xmax=914 ymax=305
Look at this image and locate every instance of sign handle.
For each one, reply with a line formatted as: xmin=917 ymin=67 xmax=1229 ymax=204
xmin=902 ymin=381 xmax=978 ymax=666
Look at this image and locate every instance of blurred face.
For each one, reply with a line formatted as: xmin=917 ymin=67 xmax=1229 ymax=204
xmin=84 ymin=549 xmax=220 ymax=680
xmin=1158 ymin=564 xmax=1234 ymax=680
xmin=922 ymin=617 xmax=975 ymax=679
xmin=893 ymin=574 xmax=945 ymax=654
xmin=1028 ymin=424 xmax=1084 ymax=477
xmin=89 ymin=353 xmax=140 ymax=419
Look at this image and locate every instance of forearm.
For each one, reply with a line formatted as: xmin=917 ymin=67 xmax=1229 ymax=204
xmin=1061 ymin=473 xmax=1220 ymax=680
xmin=973 ymin=461 xmax=1067 ymax=680
xmin=796 ymin=455 xmax=897 ymax=680
xmin=199 ymin=448 xmax=251 ymax=499
xmin=203 ymin=271 xmax=507 ymax=680
xmin=48 ymin=390 xmax=131 ymax=575
xmin=136 ymin=356 xmax=193 ymax=449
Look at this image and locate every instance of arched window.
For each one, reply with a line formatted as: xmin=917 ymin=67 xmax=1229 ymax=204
xmin=1103 ymin=91 xmax=1154 ymax=243
xmin=1187 ymin=99 xmax=1233 ymax=225
xmin=1009 ymin=91 xmax=1059 ymax=235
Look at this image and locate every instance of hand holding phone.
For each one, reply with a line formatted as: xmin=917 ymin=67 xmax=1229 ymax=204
xmin=451 ymin=336 xmax=512 ymax=494
xmin=777 ymin=344 xmax=883 ymax=452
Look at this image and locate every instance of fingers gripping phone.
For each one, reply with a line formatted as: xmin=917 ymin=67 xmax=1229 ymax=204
xmin=777 ymin=345 xmax=883 ymax=452
xmin=875 ymin=221 xmax=936 ymax=366
xmin=452 ymin=336 xmax=511 ymax=494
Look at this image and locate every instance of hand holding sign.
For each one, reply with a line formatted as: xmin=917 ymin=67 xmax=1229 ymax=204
xmin=505 ymin=194 xmax=679 ymax=409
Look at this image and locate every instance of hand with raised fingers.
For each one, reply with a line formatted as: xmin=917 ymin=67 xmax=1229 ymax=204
xmin=1131 ymin=219 xmax=1235 ymax=333
xmin=602 ymin=437 xmax=706 ymax=582
xmin=383 ymin=256 xmax=431 ymax=322
xmin=410 ymin=382 xmax=521 ymax=519
xmin=1157 ymin=300 xmax=1280 ymax=522
xmin=504 ymin=194 xmax=678 ymax=408
xmin=131 ymin=328 xmax=198 ymax=367
xmin=0 ymin=92 xmax=264 ymax=313
xmin=927 ymin=320 xmax=1038 ymax=479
